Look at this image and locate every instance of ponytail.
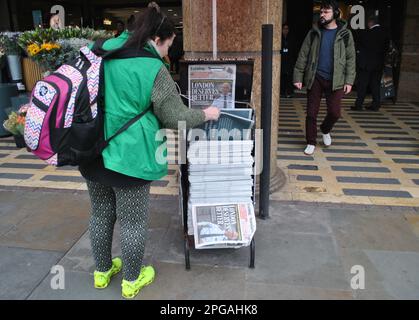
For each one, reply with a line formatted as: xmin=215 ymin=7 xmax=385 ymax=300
xmin=125 ymin=2 xmax=176 ymax=49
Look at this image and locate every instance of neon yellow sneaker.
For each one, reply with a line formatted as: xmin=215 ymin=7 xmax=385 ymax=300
xmin=121 ymin=265 xmax=155 ymax=299
xmin=94 ymin=257 xmax=122 ymax=289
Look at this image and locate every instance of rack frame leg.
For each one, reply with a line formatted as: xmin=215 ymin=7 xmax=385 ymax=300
xmin=249 ymin=238 xmax=255 ymax=269
xmin=184 ymin=234 xmax=191 ymax=270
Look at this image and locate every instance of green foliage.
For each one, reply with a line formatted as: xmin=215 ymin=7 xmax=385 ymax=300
xmin=17 ymin=27 xmax=113 ymax=72
xmin=0 ymin=32 xmax=23 ymax=55
xmin=18 ymin=27 xmax=112 ymax=50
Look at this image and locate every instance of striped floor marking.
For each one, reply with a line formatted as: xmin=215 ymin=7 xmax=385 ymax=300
xmin=0 ymin=137 xmax=180 ymax=196
xmin=274 ymin=98 xmax=419 ymax=206
xmin=1 ymin=98 xmax=419 ymax=205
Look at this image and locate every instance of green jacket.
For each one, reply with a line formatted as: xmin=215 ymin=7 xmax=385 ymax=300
xmin=96 ymin=31 xmax=205 ymax=181
xmin=99 ymin=32 xmax=167 ymax=180
xmin=293 ymin=19 xmax=356 ymax=91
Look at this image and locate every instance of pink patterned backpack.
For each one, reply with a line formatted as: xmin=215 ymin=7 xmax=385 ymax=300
xmin=24 ymin=40 xmax=156 ymax=166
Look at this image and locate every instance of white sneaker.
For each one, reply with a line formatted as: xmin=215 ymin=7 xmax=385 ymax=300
xmin=322 ymin=133 xmax=332 ymax=147
xmin=304 ymin=144 xmax=315 ymax=155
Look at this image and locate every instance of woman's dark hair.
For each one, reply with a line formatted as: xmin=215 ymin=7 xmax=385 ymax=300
xmin=125 ymin=2 xmax=176 ymax=49
xmin=127 ymin=15 xmax=136 ymax=31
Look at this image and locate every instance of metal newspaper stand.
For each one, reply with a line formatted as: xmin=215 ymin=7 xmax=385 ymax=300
xmin=178 ymin=60 xmax=256 ymax=270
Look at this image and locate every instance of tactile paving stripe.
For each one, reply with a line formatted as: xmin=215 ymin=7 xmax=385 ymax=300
xmin=274 ymin=98 xmax=419 ymax=207
xmin=0 ymin=136 xmax=180 ymax=196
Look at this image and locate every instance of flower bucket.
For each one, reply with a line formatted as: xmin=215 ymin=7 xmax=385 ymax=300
xmin=22 ymin=57 xmax=43 ymax=91
xmin=13 ymin=134 xmax=25 ymax=148
xmin=7 ymin=55 xmax=23 ymax=81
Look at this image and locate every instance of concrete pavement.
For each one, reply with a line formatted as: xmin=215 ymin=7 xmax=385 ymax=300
xmin=1 ymin=187 xmax=419 ymax=300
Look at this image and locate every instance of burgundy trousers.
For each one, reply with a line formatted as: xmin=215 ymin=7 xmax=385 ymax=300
xmin=306 ymin=75 xmax=344 ymax=145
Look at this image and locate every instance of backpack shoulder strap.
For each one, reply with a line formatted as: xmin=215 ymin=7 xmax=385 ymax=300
xmin=92 ymin=39 xmax=107 ymax=52
xmin=109 ymin=47 xmax=160 ymax=60
xmin=91 ymin=39 xmax=161 ymax=61
xmin=104 ymin=105 xmax=153 ymax=146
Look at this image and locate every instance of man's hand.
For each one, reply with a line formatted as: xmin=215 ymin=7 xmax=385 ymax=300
xmin=344 ymin=84 xmax=353 ymax=95
xmin=294 ymin=82 xmax=303 ymax=90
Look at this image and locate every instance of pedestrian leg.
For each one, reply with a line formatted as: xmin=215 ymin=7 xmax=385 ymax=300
xmin=321 ymin=83 xmax=344 ymax=135
xmin=86 ymin=179 xmax=117 ymax=273
xmin=115 ymin=183 xmax=152 ymax=282
xmin=306 ymin=76 xmax=323 ymax=145
xmin=355 ymin=69 xmax=369 ymax=109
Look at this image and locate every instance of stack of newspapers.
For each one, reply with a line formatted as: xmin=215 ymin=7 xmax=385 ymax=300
xmin=185 ymin=109 xmax=256 ymax=249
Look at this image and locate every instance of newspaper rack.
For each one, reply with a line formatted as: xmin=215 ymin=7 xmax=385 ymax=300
xmin=178 ymin=60 xmax=256 ymax=270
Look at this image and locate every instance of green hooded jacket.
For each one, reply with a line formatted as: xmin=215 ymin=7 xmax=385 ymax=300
xmin=293 ymin=19 xmax=356 ymax=91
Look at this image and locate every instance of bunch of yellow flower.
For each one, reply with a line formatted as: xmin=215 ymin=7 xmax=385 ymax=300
xmin=41 ymin=42 xmax=60 ymax=51
xmin=27 ymin=42 xmax=60 ymax=56
xmin=27 ymin=43 xmax=40 ymax=56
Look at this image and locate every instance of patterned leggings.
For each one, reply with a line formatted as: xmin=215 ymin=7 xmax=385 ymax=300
xmin=86 ymin=179 xmax=151 ymax=282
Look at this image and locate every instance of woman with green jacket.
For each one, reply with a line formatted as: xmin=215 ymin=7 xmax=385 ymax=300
xmin=79 ymin=3 xmax=220 ymax=299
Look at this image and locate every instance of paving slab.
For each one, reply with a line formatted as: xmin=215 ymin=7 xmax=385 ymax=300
xmin=245 ymin=223 xmax=349 ymax=291
xmin=364 ymin=250 xmax=419 ymax=300
xmin=138 ymin=261 xmax=247 ymax=300
xmin=0 ymin=191 xmax=35 ymax=235
xmin=0 ymin=191 xmax=91 ymax=252
xmin=353 ymin=289 xmax=394 ymax=300
xmin=59 ymin=227 xmax=165 ymax=274
xmin=153 ymin=217 xmax=251 ymax=269
xmin=0 ymin=247 xmax=63 ymax=300
xmin=329 ymin=209 xmax=419 ymax=252
xmin=28 ymin=270 xmax=124 ymax=300
xmin=268 ymin=202 xmax=333 ymax=235
xmin=244 ymin=282 xmax=353 ymax=300
xmin=30 ymin=261 xmax=247 ymax=300
xmin=338 ymin=248 xmax=389 ymax=297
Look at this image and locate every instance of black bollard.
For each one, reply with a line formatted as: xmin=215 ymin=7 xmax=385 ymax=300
xmin=259 ymin=24 xmax=273 ymax=220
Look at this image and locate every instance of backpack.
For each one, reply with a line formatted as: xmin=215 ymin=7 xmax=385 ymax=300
xmin=24 ymin=39 xmax=158 ymax=167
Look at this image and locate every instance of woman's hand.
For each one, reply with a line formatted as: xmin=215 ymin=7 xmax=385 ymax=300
xmin=203 ymin=106 xmax=221 ymax=121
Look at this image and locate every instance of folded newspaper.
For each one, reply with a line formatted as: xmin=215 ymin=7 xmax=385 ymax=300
xmin=191 ymin=203 xmax=256 ymax=249
xmin=190 ymin=109 xmax=254 ymax=140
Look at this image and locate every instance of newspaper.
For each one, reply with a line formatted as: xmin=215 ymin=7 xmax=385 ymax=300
xmin=187 ymin=137 xmax=254 ymax=162
xmin=188 ymin=64 xmax=237 ymax=109
xmin=221 ymin=109 xmax=253 ymax=119
xmin=191 ymin=203 xmax=256 ymax=249
xmin=189 ymin=109 xmax=254 ymax=141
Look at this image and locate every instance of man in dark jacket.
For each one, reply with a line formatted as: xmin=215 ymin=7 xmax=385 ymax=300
xmin=168 ymin=32 xmax=184 ymax=74
xmin=352 ymin=16 xmax=389 ymax=111
xmin=281 ymin=23 xmax=296 ymax=98
xmin=293 ymin=0 xmax=356 ymax=155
